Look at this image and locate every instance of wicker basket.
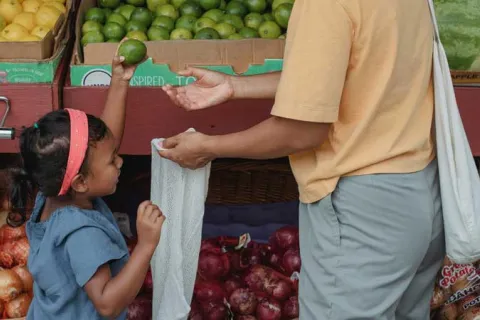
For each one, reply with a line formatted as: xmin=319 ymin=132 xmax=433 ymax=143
xmin=206 ymin=158 xmax=299 ymax=205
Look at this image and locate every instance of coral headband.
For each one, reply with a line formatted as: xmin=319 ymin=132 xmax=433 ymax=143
xmin=58 ymin=109 xmax=89 ymax=196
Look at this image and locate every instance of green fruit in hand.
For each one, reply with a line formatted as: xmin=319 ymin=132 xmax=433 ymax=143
xmin=98 ymin=0 xmax=121 ymax=9
xmin=126 ymin=30 xmax=149 ymax=41
xmin=170 ymin=27 xmax=193 ymax=39
xmin=81 ymin=31 xmax=105 ymax=46
xmin=131 ymin=8 xmax=153 ymax=28
xmin=193 ymin=16 xmax=215 ymax=33
xmin=225 ymin=1 xmax=248 ymax=17
xmin=271 ymin=0 xmax=293 ymax=11
xmin=103 ymin=22 xmax=126 ymax=41
xmin=239 ymin=26 xmax=258 ymax=38
xmin=258 ymin=20 xmax=281 ymax=38
xmin=107 ymin=12 xmax=128 ymax=26
xmin=85 ymin=7 xmax=106 ymax=24
xmin=214 ymin=22 xmax=235 ymax=39
xmin=146 ymin=0 xmax=169 ymax=11
xmin=194 ymin=27 xmax=220 ymax=39
xmin=244 ymin=0 xmax=266 ymax=13
xmin=228 ymin=33 xmax=243 ymax=39
xmin=199 ymin=0 xmax=220 ymax=10
xmin=202 ymin=8 xmax=224 ymax=23
xmin=244 ymin=12 xmax=264 ymax=30
xmin=222 ymin=13 xmax=243 ymax=31
xmin=118 ymin=38 xmax=147 ymax=65
xmin=179 ymin=1 xmax=203 ymax=18
xmin=82 ymin=20 xmax=103 ymax=35
xmin=116 ymin=4 xmax=136 ymax=20
xmin=147 ymin=26 xmax=170 ymax=40
xmin=273 ymin=3 xmax=292 ymax=29
xmin=152 ymin=15 xmax=175 ymax=32
xmin=126 ymin=20 xmax=148 ymax=33
xmin=155 ymin=4 xmax=179 ymax=20
xmin=175 ymin=14 xmax=197 ymax=32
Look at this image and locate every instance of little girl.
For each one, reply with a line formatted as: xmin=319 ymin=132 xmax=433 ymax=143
xmin=7 ymin=50 xmax=164 ymax=319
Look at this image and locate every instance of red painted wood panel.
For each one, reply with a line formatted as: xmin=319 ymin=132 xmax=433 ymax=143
xmin=63 ymin=85 xmax=480 ymax=156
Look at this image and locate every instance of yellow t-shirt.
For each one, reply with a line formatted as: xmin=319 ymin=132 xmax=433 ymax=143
xmin=271 ymin=0 xmax=435 ymax=203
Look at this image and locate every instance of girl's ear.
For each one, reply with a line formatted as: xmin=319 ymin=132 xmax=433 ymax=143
xmin=70 ymin=174 xmax=89 ymax=194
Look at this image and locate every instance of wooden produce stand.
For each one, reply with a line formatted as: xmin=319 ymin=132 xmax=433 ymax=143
xmin=63 ymin=83 xmax=480 ymax=156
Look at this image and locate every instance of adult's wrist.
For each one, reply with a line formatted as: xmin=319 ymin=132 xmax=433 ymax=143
xmin=229 ymin=75 xmax=244 ymax=100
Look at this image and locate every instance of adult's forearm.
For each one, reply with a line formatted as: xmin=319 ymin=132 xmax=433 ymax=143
xmin=231 ymin=72 xmax=281 ymax=100
xmin=205 ymin=116 xmax=330 ymax=160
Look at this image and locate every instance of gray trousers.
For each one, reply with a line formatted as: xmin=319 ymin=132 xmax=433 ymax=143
xmin=298 ymin=160 xmax=445 ymax=320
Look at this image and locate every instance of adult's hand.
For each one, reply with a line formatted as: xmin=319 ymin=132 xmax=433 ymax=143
xmin=158 ymin=131 xmax=215 ymax=169
xmin=162 ymin=68 xmax=234 ymax=111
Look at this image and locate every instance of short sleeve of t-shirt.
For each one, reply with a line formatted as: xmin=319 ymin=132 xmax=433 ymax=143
xmin=65 ymin=227 xmax=127 ymax=287
xmin=271 ymin=0 xmax=352 ymax=123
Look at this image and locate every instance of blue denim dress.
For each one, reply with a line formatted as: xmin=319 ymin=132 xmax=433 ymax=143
xmin=25 ymin=193 xmax=129 ymax=319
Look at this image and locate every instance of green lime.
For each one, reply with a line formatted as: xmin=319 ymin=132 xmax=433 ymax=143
xmin=214 ymin=22 xmax=235 ymax=39
xmin=155 ymin=4 xmax=179 ymax=20
xmin=175 ymin=14 xmax=197 ymax=31
xmin=271 ymin=0 xmax=293 ymax=11
xmin=244 ymin=0 xmax=266 ymax=13
xmin=199 ymin=0 xmax=220 ymax=10
xmin=146 ymin=0 xmax=168 ymax=11
xmin=107 ymin=38 xmax=120 ymax=42
xmin=131 ymin=8 xmax=153 ymax=27
xmin=225 ymin=1 xmax=248 ymax=17
xmin=118 ymin=38 xmax=147 ymax=65
xmin=125 ymin=20 xmax=148 ymax=33
xmin=193 ymin=17 xmax=216 ymax=33
xmin=126 ymin=30 xmax=149 ymax=41
xmin=151 ymin=15 xmax=175 ymax=32
xmin=81 ymin=31 xmax=105 ymax=46
xmin=258 ymin=20 xmax=281 ymax=38
xmin=219 ymin=0 xmax=226 ymax=9
xmin=170 ymin=27 xmax=193 ymax=39
xmin=147 ymin=26 xmax=170 ymax=40
xmin=116 ymin=4 xmax=136 ymax=20
xmin=107 ymin=12 xmax=128 ymax=26
xmin=239 ymin=26 xmax=258 ymax=38
xmin=103 ymin=22 xmax=126 ymax=40
xmin=82 ymin=20 xmax=103 ymax=35
xmin=244 ymin=12 xmax=263 ymax=29
xmin=179 ymin=1 xmax=203 ymax=18
xmin=85 ymin=7 xmax=106 ymax=24
xmin=98 ymin=0 xmax=121 ymax=9
xmin=273 ymin=2 xmax=291 ymax=28
xmin=126 ymin=0 xmax=145 ymax=7
xmin=202 ymin=8 xmax=223 ymax=23
xmin=194 ymin=27 xmax=220 ymax=39
xmin=103 ymin=8 xmax=113 ymax=19
xmin=228 ymin=33 xmax=243 ymax=39
xmin=222 ymin=14 xmax=243 ymax=31
xmin=171 ymin=0 xmax=186 ymax=8
xmin=262 ymin=12 xmax=274 ymax=21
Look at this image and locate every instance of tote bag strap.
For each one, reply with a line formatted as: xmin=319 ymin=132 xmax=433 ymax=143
xmin=426 ymin=0 xmax=441 ymax=42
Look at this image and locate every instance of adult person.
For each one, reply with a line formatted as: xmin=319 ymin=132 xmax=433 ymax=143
xmin=159 ymin=0 xmax=444 ymax=319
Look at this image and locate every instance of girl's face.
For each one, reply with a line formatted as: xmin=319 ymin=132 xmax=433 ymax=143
xmin=84 ymin=134 xmax=123 ymax=197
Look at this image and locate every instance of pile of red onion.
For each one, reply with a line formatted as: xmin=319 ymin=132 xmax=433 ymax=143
xmin=189 ymin=225 xmax=301 ymax=320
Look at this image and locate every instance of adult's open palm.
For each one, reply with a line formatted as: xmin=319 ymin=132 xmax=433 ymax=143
xmin=162 ymin=68 xmax=234 ymax=111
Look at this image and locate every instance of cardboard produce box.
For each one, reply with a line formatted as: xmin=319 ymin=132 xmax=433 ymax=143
xmin=70 ymin=0 xmax=285 ymax=87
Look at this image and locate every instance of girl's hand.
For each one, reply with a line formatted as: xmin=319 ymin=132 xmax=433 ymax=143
xmin=162 ymin=67 xmax=234 ymax=111
xmin=111 ymin=39 xmax=142 ymax=82
xmin=136 ymin=201 xmax=165 ymax=252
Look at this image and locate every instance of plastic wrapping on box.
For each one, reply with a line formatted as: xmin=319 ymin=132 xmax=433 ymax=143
xmin=435 ymin=0 xmax=480 ymax=71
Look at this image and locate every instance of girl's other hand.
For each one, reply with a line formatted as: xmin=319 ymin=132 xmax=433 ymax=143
xmin=135 ymin=200 xmax=165 ymax=252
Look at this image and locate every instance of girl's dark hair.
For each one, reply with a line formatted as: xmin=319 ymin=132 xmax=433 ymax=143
xmin=7 ymin=110 xmax=109 ymax=224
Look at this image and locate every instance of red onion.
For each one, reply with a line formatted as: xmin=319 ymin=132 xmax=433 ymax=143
xmin=256 ymin=298 xmax=282 ymax=320
xmin=12 ymin=265 xmax=33 ymax=292
xmin=0 ymin=251 xmax=14 ymax=269
xmin=200 ymin=301 xmax=228 ymax=320
xmin=244 ymin=265 xmax=293 ymax=300
xmin=127 ymin=295 xmax=152 ymax=320
xmin=282 ymin=296 xmax=299 ymax=319
xmin=143 ymin=268 xmax=153 ymax=294
xmin=194 ymin=280 xmax=226 ymax=303
xmin=236 ymin=316 xmax=257 ymax=320
xmin=241 ymin=247 xmax=263 ymax=268
xmin=244 ymin=265 xmax=269 ymax=293
xmin=11 ymin=237 xmax=30 ymax=266
xmin=188 ymin=300 xmax=203 ymax=320
xmin=0 ymin=269 xmax=23 ymax=301
xmin=5 ymin=292 xmax=31 ymax=318
xmin=228 ymin=251 xmax=247 ymax=274
xmin=229 ymin=288 xmax=257 ymax=315
xmin=282 ymin=249 xmax=301 ymax=276
xmin=0 ymin=224 xmax=26 ymax=244
xmin=268 ymin=279 xmax=292 ymax=301
xmin=224 ymin=276 xmax=245 ymax=296
xmin=267 ymin=252 xmax=284 ymax=273
xmin=201 ymin=238 xmax=221 ymax=252
xmin=268 ymin=226 xmax=299 ymax=252
xmin=198 ymin=248 xmax=231 ymax=281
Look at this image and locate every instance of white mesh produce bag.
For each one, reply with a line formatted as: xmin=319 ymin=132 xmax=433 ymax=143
xmin=150 ymin=131 xmax=211 ymax=320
